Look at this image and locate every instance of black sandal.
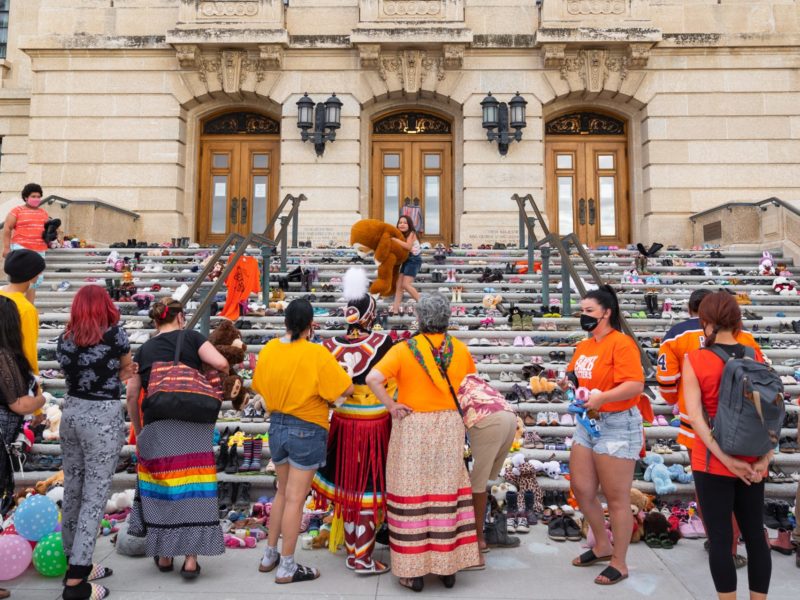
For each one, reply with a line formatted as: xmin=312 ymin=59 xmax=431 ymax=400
xmin=439 ymin=574 xmax=456 ymax=588
xmin=275 ymin=564 xmax=320 ymax=584
xmin=572 ymin=550 xmax=612 ymax=567
xmin=62 ymin=581 xmax=110 ymax=600
xmin=594 ymin=565 xmax=628 ymax=585
xmin=180 ymin=561 xmax=201 ymax=580
xmin=154 ymin=556 xmax=174 ymax=572
xmin=399 ymin=577 xmax=424 ymax=592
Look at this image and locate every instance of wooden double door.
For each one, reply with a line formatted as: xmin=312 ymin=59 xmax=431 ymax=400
xmin=198 ymin=137 xmax=280 ymax=245
xmin=371 ymin=140 xmax=452 ymax=244
xmin=545 ymin=138 xmax=629 ymax=246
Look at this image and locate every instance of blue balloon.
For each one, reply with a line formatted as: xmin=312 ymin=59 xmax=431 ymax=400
xmin=13 ymin=495 xmax=59 ymax=542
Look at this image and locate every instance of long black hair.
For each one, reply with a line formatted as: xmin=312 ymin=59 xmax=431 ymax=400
xmin=285 ymin=298 xmax=314 ymax=341
xmin=396 ymin=215 xmax=417 ymax=240
xmin=584 ymin=284 xmax=622 ymax=331
xmin=0 ymin=297 xmax=35 ymax=390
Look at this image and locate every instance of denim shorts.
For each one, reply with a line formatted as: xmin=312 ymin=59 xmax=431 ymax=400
xmin=10 ymin=244 xmax=45 ymax=289
xmin=268 ymin=412 xmax=328 ymax=470
xmin=400 ymin=254 xmax=422 ymax=278
xmin=573 ymin=407 xmax=643 ymax=460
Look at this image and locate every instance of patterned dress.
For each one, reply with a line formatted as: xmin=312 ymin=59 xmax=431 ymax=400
xmin=312 ymin=332 xmax=393 ymax=566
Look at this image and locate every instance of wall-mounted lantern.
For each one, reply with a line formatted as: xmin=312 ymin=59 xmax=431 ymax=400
xmin=296 ymin=92 xmax=342 ymax=156
xmin=480 ymin=91 xmax=527 ymax=156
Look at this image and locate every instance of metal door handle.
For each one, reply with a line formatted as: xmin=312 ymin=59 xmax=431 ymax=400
xmin=230 ymin=197 xmax=239 ymax=225
xmin=578 ymin=198 xmax=586 ymax=225
xmin=240 ymin=197 xmax=248 ymax=225
xmin=588 ymin=198 xmax=596 ymax=225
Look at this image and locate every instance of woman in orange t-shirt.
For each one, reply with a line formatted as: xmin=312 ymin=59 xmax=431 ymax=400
xmin=564 ymin=285 xmax=645 ymax=586
xmin=682 ymin=291 xmax=772 ymax=599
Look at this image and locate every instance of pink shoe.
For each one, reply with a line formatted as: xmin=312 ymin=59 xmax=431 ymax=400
xmin=689 ymin=516 xmax=706 ymax=538
xmin=523 ymin=336 xmax=534 ymax=347
xmin=655 ymin=415 xmax=669 ymax=426
xmin=514 ymin=336 xmax=524 ymax=346
xmin=679 ymin=520 xmax=697 ymax=539
xmin=560 ymin=414 xmax=574 ymax=426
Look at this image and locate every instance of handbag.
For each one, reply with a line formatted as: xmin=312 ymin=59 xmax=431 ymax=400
xmin=141 ymin=330 xmax=222 ymax=425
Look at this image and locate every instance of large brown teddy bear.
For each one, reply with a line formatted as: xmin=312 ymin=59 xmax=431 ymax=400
xmin=350 ymin=219 xmax=409 ymax=296
xmin=208 ymin=320 xmax=250 ymax=410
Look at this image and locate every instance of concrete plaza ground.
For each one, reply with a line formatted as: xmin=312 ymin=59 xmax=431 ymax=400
xmin=4 ymin=526 xmax=797 ymax=600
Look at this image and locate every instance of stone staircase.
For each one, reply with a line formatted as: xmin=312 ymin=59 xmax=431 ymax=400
xmin=16 ymin=244 xmax=800 ymax=501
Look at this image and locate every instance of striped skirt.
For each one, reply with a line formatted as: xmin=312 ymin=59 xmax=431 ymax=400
xmin=128 ymin=420 xmax=224 ymax=558
xmin=386 ymin=410 xmax=480 ymax=578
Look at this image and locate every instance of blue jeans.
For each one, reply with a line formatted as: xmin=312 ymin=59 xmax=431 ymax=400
xmin=268 ymin=413 xmax=328 ymax=470
xmin=573 ymin=407 xmax=643 ymax=460
xmin=400 ymin=254 xmax=422 ymax=278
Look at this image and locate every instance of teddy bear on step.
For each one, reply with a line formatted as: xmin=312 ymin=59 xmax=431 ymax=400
xmin=208 ymin=320 xmax=250 ymax=410
xmin=643 ymin=454 xmax=676 ymax=495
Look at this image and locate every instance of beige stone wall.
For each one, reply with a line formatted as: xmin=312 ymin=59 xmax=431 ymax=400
xmin=0 ymin=0 xmax=796 ymax=246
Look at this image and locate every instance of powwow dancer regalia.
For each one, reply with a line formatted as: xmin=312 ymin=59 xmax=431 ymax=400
xmin=312 ymin=268 xmax=394 ymax=575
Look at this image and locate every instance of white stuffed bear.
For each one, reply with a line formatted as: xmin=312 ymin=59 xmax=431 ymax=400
xmin=42 ymin=405 xmax=62 ymax=441
xmin=542 ymin=460 xmax=562 ymax=480
xmin=46 ymin=485 xmax=64 ymax=507
xmin=773 ymin=276 xmax=799 ymax=296
xmin=105 ymin=489 xmax=135 ymax=514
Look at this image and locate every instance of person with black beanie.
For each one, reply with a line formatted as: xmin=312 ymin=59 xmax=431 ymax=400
xmin=1 ymin=249 xmax=46 ymax=375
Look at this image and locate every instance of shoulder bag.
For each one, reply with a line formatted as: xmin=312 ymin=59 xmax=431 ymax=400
xmin=141 ymin=330 xmax=222 ymax=425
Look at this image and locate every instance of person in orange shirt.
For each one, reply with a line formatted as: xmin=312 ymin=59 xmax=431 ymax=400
xmin=2 ymin=183 xmax=50 ymax=303
xmin=682 ymin=291 xmax=772 ymax=600
xmin=657 ymin=289 xmax=760 ymax=448
xmin=563 ymin=285 xmax=645 ymax=586
xmin=658 ymin=289 xmax=759 ymax=567
xmin=366 ymin=293 xmax=480 ymax=593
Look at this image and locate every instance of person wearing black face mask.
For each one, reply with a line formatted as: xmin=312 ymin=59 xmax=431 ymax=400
xmin=558 ymin=285 xmax=645 ymax=586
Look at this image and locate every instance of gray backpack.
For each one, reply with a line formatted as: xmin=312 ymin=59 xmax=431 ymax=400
xmin=705 ymin=345 xmax=785 ymax=457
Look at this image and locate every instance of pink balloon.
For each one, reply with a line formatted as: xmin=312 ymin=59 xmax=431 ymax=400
xmin=0 ymin=534 xmax=33 ymax=581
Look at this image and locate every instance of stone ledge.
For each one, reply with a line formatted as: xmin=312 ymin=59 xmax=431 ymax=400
xmin=536 ymin=26 xmax=662 ymax=45
xmin=351 ymin=24 xmax=473 ymax=46
xmin=166 ymin=28 xmax=290 ymax=46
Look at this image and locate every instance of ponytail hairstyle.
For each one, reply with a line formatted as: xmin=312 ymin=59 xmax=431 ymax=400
xmin=583 ymin=284 xmax=622 ymax=331
xmin=697 ymin=291 xmax=742 ymax=347
xmin=149 ymin=298 xmax=184 ymax=327
xmin=284 ymin=298 xmax=314 ymax=341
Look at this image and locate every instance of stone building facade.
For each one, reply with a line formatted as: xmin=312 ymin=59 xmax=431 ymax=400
xmin=0 ymin=0 xmax=798 ymax=247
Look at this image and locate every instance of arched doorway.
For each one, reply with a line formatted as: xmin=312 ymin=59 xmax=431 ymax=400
xmin=544 ymin=111 xmax=630 ymax=246
xmin=197 ymin=111 xmax=280 ymax=244
xmin=370 ymin=110 xmax=453 ymax=244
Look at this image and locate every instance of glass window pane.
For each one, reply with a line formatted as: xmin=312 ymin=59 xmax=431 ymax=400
xmin=384 ymin=176 xmax=400 ymax=224
xmin=212 ymin=153 xmax=229 ymax=169
xmin=211 ymin=175 xmax=227 ymax=234
xmin=384 ymin=153 xmax=400 ymax=169
xmin=253 ymin=154 xmax=269 ymax=169
xmin=252 ymin=175 xmax=268 ymax=234
xmin=599 ymin=176 xmax=616 ymax=237
xmin=424 ymin=153 xmax=440 ymax=169
xmin=557 ymin=176 xmax=573 ymax=235
xmin=598 ymin=154 xmax=614 ymax=170
xmin=556 ymin=154 xmax=573 ymax=170
xmin=424 ymin=176 xmax=440 ymax=235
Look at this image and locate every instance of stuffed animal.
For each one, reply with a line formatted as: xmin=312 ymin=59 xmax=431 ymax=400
xmin=643 ymin=454 xmax=676 ymax=495
xmin=667 ymin=464 xmax=693 ymax=484
xmin=42 ymin=405 xmax=62 ymax=441
xmin=105 ymin=489 xmax=135 ymax=515
xmin=208 ymin=320 xmax=250 ymax=410
xmin=34 ymin=470 xmax=64 ymax=495
xmin=349 ymin=219 xmax=409 ymax=296
xmin=759 ymin=251 xmax=775 ymax=276
xmin=490 ymin=482 xmax=517 ymax=507
xmin=629 ymin=489 xmax=653 ymax=543
xmin=502 ymin=453 xmax=545 ymax=516
xmin=773 ymin=276 xmax=799 ymax=296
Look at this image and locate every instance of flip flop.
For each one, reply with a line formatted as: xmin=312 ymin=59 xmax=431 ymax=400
xmin=572 ymin=549 xmax=612 ymax=567
xmin=595 ymin=565 xmax=628 ymax=586
xmin=153 ymin=556 xmax=174 ymax=572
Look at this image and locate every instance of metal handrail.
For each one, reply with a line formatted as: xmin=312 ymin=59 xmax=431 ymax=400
xmin=0 ymin=195 xmax=140 ymax=230
xmin=511 ymin=193 xmax=655 ymax=378
xmin=184 ymin=193 xmax=306 ymax=334
xmin=689 ymin=197 xmax=800 ymax=222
